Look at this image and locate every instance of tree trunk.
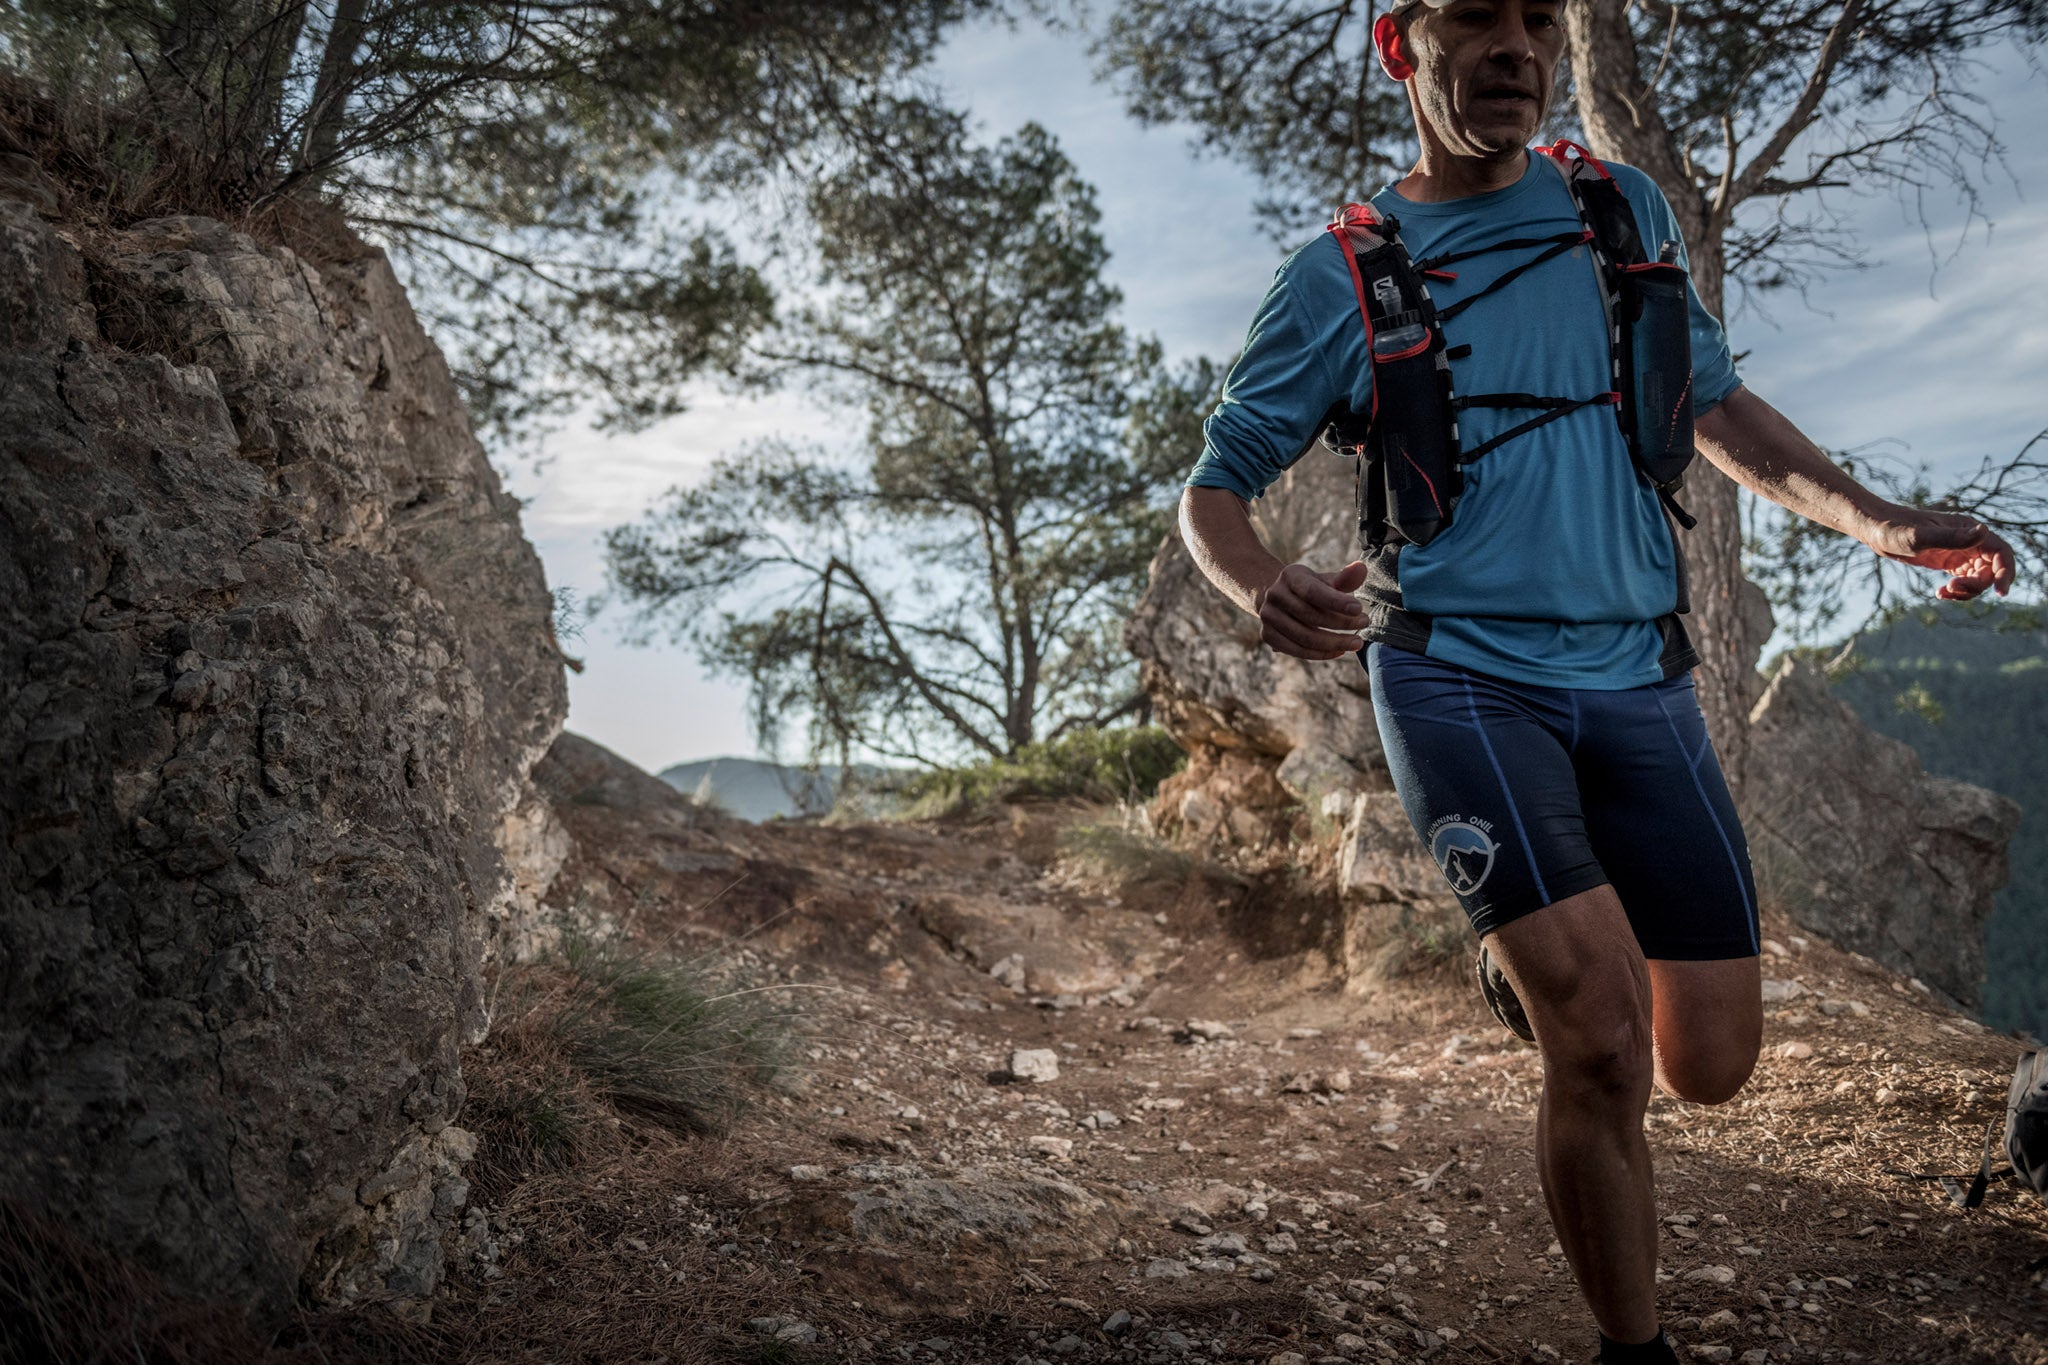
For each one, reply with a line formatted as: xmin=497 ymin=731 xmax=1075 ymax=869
xmin=1564 ymin=0 xmax=1775 ymax=787
xmin=300 ymin=0 xmax=370 ymax=187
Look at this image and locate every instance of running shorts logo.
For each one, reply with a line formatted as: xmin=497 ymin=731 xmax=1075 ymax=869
xmin=1427 ymin=816 xmax=1500 ymax=896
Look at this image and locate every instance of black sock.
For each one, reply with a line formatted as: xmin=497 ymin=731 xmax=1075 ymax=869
xmin=1598 ymin=1329 xmax=1679 ymax=1364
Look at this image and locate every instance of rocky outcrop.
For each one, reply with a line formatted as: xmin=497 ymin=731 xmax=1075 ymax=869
xmin=1132 ymin=453 xmax=2016 ymax=1006
xmin=1743 ymin=659 xmax=2018 ymax=1008
xmin=1125 ymin=453 xmax=1385 ymax=842
xmin=0 ymin=194 xmax=567 ymax=1317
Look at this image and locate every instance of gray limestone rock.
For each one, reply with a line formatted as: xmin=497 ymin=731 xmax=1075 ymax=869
xmin=0 ymin=199 xmax=566 ymax=1316
xmin=1743 ymin=658 xmax=2017 ymax=1008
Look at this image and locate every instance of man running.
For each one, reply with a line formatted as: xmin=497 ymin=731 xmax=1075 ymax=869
xmin=1177 ymin=0 xmax=2016 ymax=1360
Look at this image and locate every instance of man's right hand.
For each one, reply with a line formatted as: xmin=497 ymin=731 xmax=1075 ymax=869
xmin=1255 ymin=561 xmax=1370 ymax=659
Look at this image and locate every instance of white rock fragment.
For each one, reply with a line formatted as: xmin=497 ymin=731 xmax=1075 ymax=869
xmin=1145 ymin=1258 xmax=1191 ymax=1280
xmin=1777 ymin=1041 xmax=1813 ymax=1060
xmin=989 ymin=954 xmax=1027 ymax=991
xmin=1185 ymin=1019 xmax=1235 ymax=1041
xmin=788 ymin=1164 xmax=828 ymax=1182
xmin=1026 ymin=1135 xmax=1074 ymax=1159
xmin=1685 ymin=1265 xmax=1737 ymax=1285
xmin=1009 ymin=1048 xmax=1061 ymax=1083
xmin=1760 ymin=979 xmax=1804 ymax=1003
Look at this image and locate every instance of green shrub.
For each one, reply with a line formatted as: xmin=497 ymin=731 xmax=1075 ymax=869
xmin=895 ymin=725 xmax=1187 ymax=818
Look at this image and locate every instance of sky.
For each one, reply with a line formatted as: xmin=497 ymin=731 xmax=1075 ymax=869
xmin=511 ymin=20 xmax=2048 ymax=776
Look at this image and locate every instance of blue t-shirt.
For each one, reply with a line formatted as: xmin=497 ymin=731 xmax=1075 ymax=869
xmin=1187 ymin=150 xmax=1741 ymax=689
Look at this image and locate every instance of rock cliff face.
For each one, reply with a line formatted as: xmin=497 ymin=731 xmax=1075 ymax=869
xmin=1131 ymin=451 xmax=2016 ymax=1007
xmin=0 ymin=193 xmax=567 ymax=1315
xmin=1743 ymin=659 xmax=2018 ymax=1008
xmin=1127 ymin=454 xmax=1384 ymax=840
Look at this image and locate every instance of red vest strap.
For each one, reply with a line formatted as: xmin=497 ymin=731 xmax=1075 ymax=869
xmin=1540 ymin=139 xmax=1616 ymax=182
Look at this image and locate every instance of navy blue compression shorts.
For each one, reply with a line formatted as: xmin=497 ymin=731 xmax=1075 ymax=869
xmin=1367 ymin=642 xmax=1760 ymax=960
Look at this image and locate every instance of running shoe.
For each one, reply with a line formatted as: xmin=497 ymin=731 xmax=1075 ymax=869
xmin=1476 ymin=943 xmax=1534 ymax=1042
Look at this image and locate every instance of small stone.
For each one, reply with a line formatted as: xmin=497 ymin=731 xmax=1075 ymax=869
xmin=1776 ymin=1041 xmax=1813 ymax=1060
xmin=1249 ymin=1265 xmax=1277 ymax=1281
xmin=1320 ymin=1068 xmax=1353 ymax=1094
xmin=1196 ymin=1232 xmax=1248 ymax=1255
xmin=990 ymin=954 xmax=1027 ymax=990
xmin=1010 ymin=1048 xmax=1061 ymax=1083
xmin=1172 ymin=1213 xmax=1214 ymax=1235
xmin=1087 ymin=1109 xmax=1121 ymax=1129
xmin=1267 ymin=1354 xmax=1309 ymax=1365
xmin=1876 ymin=1087 xmax=1899 ymax=1104
xmin=1145 ymin=1258 xmax=1191 ymax=1280
xmin=1762 ymin=939 xmax=1789 ymax=957
xmin=789 ymin=1164 xmax=828 ymax=1181
xmin=747 ymin=1316 xmax=818 ymax=1344
xmin=1819 ymin=1000 xmax=1852 ymax=1017
xmin=1263 ymin=1232 xmax=1299 ymax=1255
xmin=1694 ymin=1348 xmax=1734 ymax=1363
xmin=1686 ymin=1265 xmax=1737 ymax=1285
xmin=1050 ymin=1334 xmax=1086 ymax=1355
xmin=1760 ymin=980 xmax=1804 ymax=1003
xmin=1103 ymin=1309 xmax=1133 ymax=1336
xmin=1704 ymin=1309 xmax=1740 ymax=1332
xmin=1334 ymin=1334 xmax=1371 ymax=1356
xmin=1289 ymin=1026 xmax=1324 ymax=1039
xmin=1185 ymin=1019 xmax=1234 ymax=1041
xmin=1027 ymin=1135 xmax=1074 ymax=1159
xmin=1282 ymin=1073 xmax=1317 ymax=1094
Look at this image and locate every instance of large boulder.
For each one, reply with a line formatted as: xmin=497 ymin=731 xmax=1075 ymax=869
xmin=0 ymin=196 xmax=567 ymax=1316
xmin=1125 ymin=453 xmax=1385 ymax=837
xmin=1743 ymin=659 xmax=2018 ymax=1008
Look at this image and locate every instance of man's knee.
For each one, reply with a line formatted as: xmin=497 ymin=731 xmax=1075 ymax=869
xmin=1541 ymin=1001 xmax=1654 ymax=1104
xmin=1656 ymin=1038 xmax=1759 ymax=1106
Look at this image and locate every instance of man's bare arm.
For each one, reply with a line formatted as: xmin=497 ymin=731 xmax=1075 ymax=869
xmin=1181 ymin=486 xmax=1369 ymax=660
xmin=1693 ymin=386 xmax=2015 ymax=600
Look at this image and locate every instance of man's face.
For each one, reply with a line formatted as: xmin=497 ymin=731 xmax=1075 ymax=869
xmin=1401 ymin=0 xmax=1565 ymax=160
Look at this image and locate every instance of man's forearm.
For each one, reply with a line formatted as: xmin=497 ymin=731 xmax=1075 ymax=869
xmin=1181 ymin=486 xmax=1286 ymax=615
xmin=1692 ymin=386 xmax=1889 ymax=541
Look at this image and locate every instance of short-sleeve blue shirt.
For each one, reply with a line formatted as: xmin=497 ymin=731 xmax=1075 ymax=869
xmin=1187 ymin=151 xmax=1740 ymax=689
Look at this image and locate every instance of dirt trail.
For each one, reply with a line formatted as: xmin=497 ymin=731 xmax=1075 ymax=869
xmin=450 ymin=742 xmax=2048 ymax=1364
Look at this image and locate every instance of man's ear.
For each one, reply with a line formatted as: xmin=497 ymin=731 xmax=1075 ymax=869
xmin=1373 ymin=13 xmax=1416 ymax=82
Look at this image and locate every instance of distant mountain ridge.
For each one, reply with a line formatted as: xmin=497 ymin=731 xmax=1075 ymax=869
xmin=655 ymin=757 xmax=841 ymax=822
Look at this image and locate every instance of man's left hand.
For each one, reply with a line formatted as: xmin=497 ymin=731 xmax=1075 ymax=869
xmin=1864 ymin=508 xmax=2017 ymax=601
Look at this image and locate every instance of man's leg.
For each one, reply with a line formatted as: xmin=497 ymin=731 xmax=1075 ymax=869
xmin=1484 ymin=883 xmax=1659 ymax=1344
xmin=1647 ymin=955 xmax=1761 ymax=1104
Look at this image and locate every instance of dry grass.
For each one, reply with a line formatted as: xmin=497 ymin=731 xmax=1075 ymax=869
xmin=0 ymin=71 xmax=366 ymax=261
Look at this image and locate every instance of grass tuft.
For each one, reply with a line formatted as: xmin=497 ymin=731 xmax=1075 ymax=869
xmin=893 ymin=725 xmax=1186 ymax=820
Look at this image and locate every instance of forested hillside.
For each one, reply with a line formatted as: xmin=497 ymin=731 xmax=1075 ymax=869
xmin=1827 ymin=606 xmax=2048 ymax=1037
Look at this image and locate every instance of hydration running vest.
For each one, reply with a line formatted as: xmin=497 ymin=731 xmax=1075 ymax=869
xmin=1319 ymin=141 xmax=1699 ymax=556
